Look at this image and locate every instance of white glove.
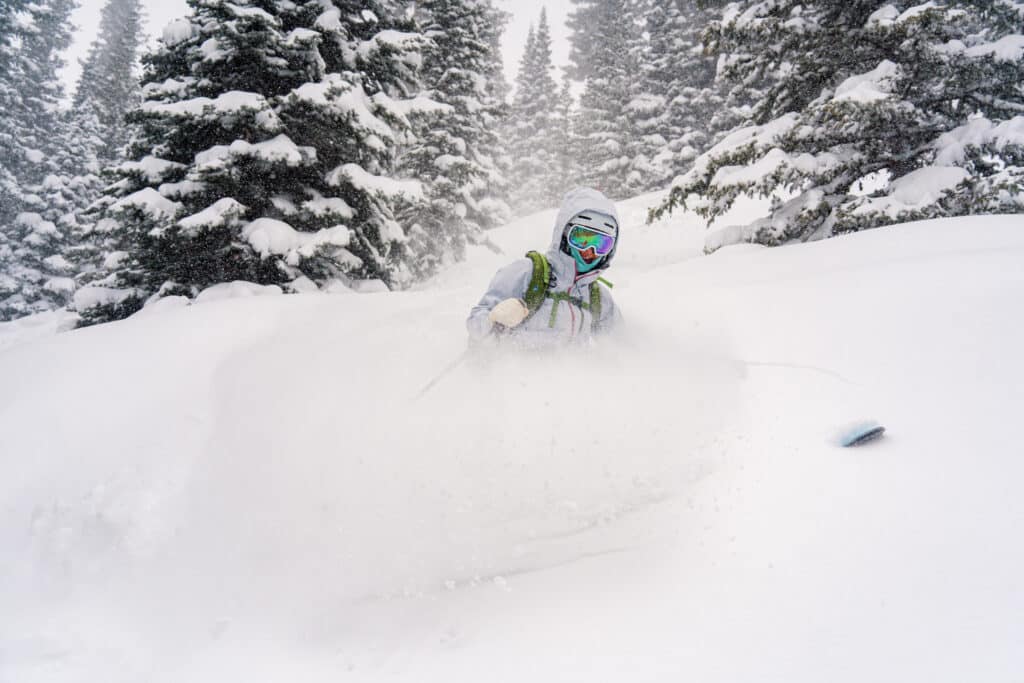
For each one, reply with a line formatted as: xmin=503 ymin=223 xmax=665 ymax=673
xmin=488 ymin=298 xmax=530 ymax=328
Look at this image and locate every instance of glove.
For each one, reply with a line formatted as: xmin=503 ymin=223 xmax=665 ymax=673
xmin=488 ymin=298 xmax=530 ymax=328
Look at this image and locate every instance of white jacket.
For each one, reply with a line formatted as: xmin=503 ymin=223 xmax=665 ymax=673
xmin=467 ymin=188 xmax=622 ymax=347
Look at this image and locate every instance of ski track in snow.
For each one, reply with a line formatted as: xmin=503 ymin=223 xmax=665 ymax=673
xmin=2 ymin=196 xmax=1024 ymax=682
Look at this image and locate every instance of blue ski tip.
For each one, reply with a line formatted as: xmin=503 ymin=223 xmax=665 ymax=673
xmin=837 ymin=421 xmax=886 ymax=448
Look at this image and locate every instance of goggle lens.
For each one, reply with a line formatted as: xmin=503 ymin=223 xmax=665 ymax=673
xmin=568 ymin=225 xmax=615 ymax=255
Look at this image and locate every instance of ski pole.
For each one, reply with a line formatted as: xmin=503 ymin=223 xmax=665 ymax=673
xmin=413 ymin=348 xmax=472 ymax=401
xmin=412 ymin=328 xmax=501 ymax=402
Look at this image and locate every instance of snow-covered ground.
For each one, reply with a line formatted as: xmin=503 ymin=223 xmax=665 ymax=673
xmin=2 ymin=196 xmax=1023 ymax=682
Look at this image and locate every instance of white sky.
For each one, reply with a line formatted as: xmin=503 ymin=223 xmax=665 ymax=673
xmin=61 ymin=0 xmax=572 ymax=96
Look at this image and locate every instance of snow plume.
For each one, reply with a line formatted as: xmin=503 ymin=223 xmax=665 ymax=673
xmin=184 ymin=329 xmax=737 ymax=604
xmin=0 ymin=293 xmax=739 ymax=674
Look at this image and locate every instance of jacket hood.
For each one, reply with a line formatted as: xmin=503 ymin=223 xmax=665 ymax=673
xmin=547 ymin=187 xmax=620 ymax=281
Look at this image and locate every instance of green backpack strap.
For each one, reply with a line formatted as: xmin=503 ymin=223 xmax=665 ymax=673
xmin=524 ymin=251 xmax=550 ymax=314
xmin=589 ymin=282 xmax=602 ymax=331
xmin=590 ymin=278 xmax=612 ymax=333
xmin=524 ymin=251 xmax=612 ymax=333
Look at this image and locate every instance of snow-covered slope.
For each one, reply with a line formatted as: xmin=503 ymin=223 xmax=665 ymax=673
xmin=2 ymin=199 xmax=1023 ymax=682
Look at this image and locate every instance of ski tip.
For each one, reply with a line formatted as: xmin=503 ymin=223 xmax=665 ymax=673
xmin=836 ymin=421 xmax=886 ymax=448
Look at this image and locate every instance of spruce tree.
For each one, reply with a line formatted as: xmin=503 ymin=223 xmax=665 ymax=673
xmin=479 ymin=2 xmax=513 ymax=227
xmin=73 ymin=0 xmax=145 ymax=162
xmin=80 ymin=0 xmax=435 ymax=322
xmin=0 ymin=0 xmax=27 ymax=237
xmin=48 ymin=103 xmax=109 ymax=289
xmin=1 ymin=0 xmax=76 ymax=190
xmin=630 ymin=0 xmax=732 ymax=190
xmin=0 ymin=1 xmax=25 ymax=310
xmin=507 ymin=9 xmax=563 ymax=212
xmin=399 ymin=0 xmax=510 ymax=279
xmin=66 ymin=0 xmax=146 ymax=287
xmin=508 ymin=21 xmax=537 ymax=178
xmin=552 ymin=75 xmax=577 ymax=198
xmin=0 ymin=0 xmax=78 ymax=321
xmin=571 ymin=0 xmax=644 ymax=199
xmin=565 ymin=0 xmax=603 ymax=81
xmin=652 ymin=0 xmax=1024 ymax=249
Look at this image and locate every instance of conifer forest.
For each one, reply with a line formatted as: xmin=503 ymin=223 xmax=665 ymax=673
xmin=3 ymin=0 xmax=1022 ymax=324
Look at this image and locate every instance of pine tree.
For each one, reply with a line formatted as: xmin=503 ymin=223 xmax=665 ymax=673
xmin=0 ymin=2 xmax=30 ymax=108
xmin=652 ymin=0 xmax=1024 ymax=249
xmin=0 ymin=1 xmax=26 ymax=309
xmin=565 ymin=0 xmax=603 ymax=81
xmin=0 ymin=0 xmax=75 ymax=189
xmin=79 ymin=0 xmax=436 ymax=322
xmin=479 ymin=1 xmax=513 ymax=226
xmin=73 ymin=0 xmax=145 ymax=162
xmin=571 ymin=0 xmax=644 ymax=199
xmin=64 ymin=0 xmax=146 ymax=288
xmin=0 ymin=0 xmax=28 ymax=241
xmin=481 ymin=2 xmax=512 ymax=105
xmin=629 ymin=0 xmax=732 ymax=190
xmin=399 ymin=0 xmax=511 ymax=279
xmin=0 ymin=0 xmax=79 ymax=321
xmin=49 ymin=103 xmax=109 ymax=288
xmin=507 ymin=19 xmax=536 ymax=212
xmin=507 ymin=9 xmax=563 ymax=212
xmin=553 ymin=75 xmax=577 ymax=197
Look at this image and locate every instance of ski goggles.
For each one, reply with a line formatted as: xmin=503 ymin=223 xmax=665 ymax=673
xmin=567 ymin=225 xmax=616 ymax=255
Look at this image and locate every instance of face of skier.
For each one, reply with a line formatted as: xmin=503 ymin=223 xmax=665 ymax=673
xmin=564 ymin=212 xmax=617 ymax=274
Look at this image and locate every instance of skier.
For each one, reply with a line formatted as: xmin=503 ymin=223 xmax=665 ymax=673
xmin=467 ymin=187 xmax=621 ymax=347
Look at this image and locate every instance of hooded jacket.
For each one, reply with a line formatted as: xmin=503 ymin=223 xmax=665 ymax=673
xmin=467 ymin=188 xmax=621 ymax=346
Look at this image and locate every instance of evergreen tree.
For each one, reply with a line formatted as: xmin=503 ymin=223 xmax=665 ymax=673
xmin=565 ymin=0 xmax=603 ymax=81
xmin=65 ymin=0 xmax=146 ymax=287
xmin=2 ymin=0 xmax=76 ymax=189
xmin=399 ymin=0 xmax=510 ymax=278
xmin=629 ymin=0 xmax=732 ymax=190
xmin=552 ymin=75 xmax=577 ymax=197
xmin=652 ymin=0 xmax=1024 ymax=249
xmin=481 ymin=2 xmax=512 ymax=105
xmin=0 ymin=0 xmax=27 ymax=245
xmin=0 ymin=2 xmax=30 ymax=111
xmin=80 ymin=0 xmax=436 ymax=322
xmin=0 ymin=0 xmax=78 ymax=321
xmin=572 ymin=0 xmax=644 ymax=199
xmin=479 ymin=1 xmax=513 ymax=227
xmin=0 ymin=1 xmax=27 ymax=310
xmin=51 ymin=102 xmax=110 ymax=288
xmin=73 ymin=0 xmax=145 ymax=162
xmin=507 ymin=9 xmax=563 ymax=212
